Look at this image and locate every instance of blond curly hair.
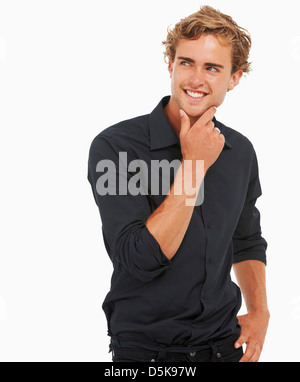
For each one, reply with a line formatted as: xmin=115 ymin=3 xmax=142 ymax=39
xmin=162 ymin=6 xmax=252 ymax=74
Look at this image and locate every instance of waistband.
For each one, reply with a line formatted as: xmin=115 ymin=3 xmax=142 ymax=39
xmin=110 ymin=332 xmax=239 ymax=355
xmin=110 ymin=333 xmax=240 ymax=362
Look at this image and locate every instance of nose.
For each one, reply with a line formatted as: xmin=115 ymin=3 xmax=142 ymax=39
xmin=188 ymin=67 xmax=206 ymax=88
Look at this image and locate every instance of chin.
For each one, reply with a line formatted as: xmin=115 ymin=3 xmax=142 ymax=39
xmin=185 ymin=107 xmax=207 ymax=118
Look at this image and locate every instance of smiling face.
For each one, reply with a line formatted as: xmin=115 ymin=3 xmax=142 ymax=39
xmin=165 ymin=34 xmax=243 ymax=130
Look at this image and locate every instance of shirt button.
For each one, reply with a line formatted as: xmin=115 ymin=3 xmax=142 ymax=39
xmin=150 ymin=359 xmax=156 ymax=362
xmin=207 ymin=223 xmax=212 ymax=228
xmin=216 ymin=352 xmax=222 ymax=358
xmin=189 ymin=352 xmax=196 ymax=357
xmin=208 ymin=257 xmax=214 ymax=264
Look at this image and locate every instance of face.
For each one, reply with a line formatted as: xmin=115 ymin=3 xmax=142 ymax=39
xmin=168 ymin=34 xmax=243 ymax=124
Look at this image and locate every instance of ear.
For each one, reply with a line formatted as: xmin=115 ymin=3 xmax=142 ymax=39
xmin=228 ymin=70 xmax=243 ymax=91
xmin=168 ymin=60 xmax=174 ymax=78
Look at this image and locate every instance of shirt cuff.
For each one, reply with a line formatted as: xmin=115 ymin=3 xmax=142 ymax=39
xmin=142 ymin=225 xmax=172 ymax=268
xmin=233 ymin=251 xmax=267 ymax=265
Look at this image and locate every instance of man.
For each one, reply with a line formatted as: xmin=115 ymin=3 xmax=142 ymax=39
xmin=88 ymin=6 xmax=269 ymax=362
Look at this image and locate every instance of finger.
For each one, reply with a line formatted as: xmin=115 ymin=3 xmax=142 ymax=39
xmin=179 ymin=109 xmax=190 ymax=136
xmin=206 ymin=121 xmax=215 ymax=131
xmin=219 ymin=133 xmax=225 ymax=144
xmin=198 ymin=106 xmax=217 ymax=126
xmin=248 ymin=344 xmax=261 ymax=362
xmin=218 ymin=133 xmax=225 ymax=145
xmin=239 ymin=343 xmax=256 ymax=363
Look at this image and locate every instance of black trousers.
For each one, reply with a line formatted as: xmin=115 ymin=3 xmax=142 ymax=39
xmin=111 ymin=334 xmax=243 ymax=362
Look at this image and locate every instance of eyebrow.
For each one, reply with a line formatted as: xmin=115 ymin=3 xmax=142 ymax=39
xmin=177 ymin=56 xmax=224 ymax=69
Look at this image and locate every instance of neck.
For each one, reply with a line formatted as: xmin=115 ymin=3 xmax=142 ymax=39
xmin=163 ymin=97 xmax=181 ymax=136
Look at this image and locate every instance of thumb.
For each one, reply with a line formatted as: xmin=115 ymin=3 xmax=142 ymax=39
xmin=234 ymin=334 xmax=247 ymax=349
xmin=179 ymin=109 xmax=190 ymax=136
xmin=235 ymin=315 xmax=247 ymax=349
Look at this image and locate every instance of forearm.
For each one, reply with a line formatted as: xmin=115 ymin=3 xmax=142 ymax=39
xmin=146 ymin=159 xmax=205 ymax=260
xmin=233 ymin=260 xmax=269 ymax=314
xmin=233 ymin=260 xmax=270 ymax=362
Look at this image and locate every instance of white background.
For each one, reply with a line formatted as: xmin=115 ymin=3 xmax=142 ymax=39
xmin=0 ymin=0 xmax=299 ymax=362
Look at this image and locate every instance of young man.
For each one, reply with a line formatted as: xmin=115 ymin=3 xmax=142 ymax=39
xmin=88 ymin=6 xmax=269 ymax=362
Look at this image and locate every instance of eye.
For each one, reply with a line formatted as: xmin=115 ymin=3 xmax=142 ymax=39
xmin=207 ymin=66 xmax=218 ymax=72
xmin=180 ymin=61 xmax=190 ymax=66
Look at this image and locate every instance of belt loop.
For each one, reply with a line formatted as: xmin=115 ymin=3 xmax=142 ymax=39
xmin=157 ymin=344 xmax=167 ymax=361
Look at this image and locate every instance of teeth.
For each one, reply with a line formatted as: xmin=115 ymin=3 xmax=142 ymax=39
xmin=186 ymin=90 xmax=206 ymax=98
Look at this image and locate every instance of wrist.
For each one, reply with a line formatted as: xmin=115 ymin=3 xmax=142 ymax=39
xmin=181 ymin=157 xmax=208 ymax=176
xmin=247 ymin=307 xmax=270 ymax=318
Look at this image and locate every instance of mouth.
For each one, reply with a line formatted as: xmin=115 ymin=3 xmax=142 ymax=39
xmin=183 ymin=89 xmax=208 ymax=102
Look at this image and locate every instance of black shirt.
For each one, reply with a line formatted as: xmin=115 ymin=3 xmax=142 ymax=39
xmin=87 ymin=95 xmax=267 ymax=349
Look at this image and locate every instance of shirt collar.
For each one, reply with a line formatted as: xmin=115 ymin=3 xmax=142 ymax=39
xmin=149 ymin=95 xmax=232 ymax=151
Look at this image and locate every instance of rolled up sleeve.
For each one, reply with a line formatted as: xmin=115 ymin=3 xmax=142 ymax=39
xmin=88 ymin=135 xmax=171 ymax=283
xmin=232 ymin=147 xmax=268 ymax=265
